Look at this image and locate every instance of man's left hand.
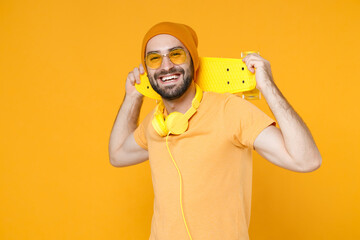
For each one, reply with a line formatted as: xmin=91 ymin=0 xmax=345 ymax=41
xmin=242 ymin=53 xmax=274 ymax=92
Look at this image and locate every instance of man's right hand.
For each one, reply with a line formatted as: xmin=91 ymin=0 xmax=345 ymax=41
xmin=109 ymin=63 xmax=149 ymax=168
xmin=126 ymin=64 xmax=145 ymax=99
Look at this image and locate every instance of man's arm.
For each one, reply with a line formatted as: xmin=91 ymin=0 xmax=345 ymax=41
xmin=108 ymin=64 xmax=149 ymax=167
xmin=243 ymin=54 xmax=322 ymax=173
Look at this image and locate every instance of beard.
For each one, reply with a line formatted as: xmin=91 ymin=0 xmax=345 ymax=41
xmin=148 ymin=60 xmax=194 ymax=100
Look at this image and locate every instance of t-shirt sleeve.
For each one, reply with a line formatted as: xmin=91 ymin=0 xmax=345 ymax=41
xmin=133 ymin=120 xmax=148 ymax=150
xmin=223 ymin=94 xmax=276 ymax=149
xmin=133 ymin=110 xmax=154 ymax=151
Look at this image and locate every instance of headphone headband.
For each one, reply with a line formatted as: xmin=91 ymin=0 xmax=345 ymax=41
xmin=184 ymin=84 xmax=202 ymax=119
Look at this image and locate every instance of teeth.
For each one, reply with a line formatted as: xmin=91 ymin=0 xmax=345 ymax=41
xmin=161 ymin=75 xmax=178 ymax=82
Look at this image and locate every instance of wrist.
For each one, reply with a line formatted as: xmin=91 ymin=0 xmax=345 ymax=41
xmin=257 ymin=77 xmax=274 ymax=94
xmin=125 ymin=92 xmax=144 ymax=103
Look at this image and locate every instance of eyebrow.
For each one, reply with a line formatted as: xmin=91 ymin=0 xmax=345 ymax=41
xmin=146 ymin=46 xmax=184 ymax=55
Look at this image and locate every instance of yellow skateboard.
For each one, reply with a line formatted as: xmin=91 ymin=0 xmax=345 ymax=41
xmin=136 ymin=52 xmax=259 ymax=100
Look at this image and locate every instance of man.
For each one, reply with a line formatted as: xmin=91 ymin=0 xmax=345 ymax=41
xmin=109 ymin=22 xmax=321 ymax=240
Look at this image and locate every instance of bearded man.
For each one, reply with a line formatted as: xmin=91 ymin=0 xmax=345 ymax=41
xmin=109 ymin=22 xmax=322 ymax=240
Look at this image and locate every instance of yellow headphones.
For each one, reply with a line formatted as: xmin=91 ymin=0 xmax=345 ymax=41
xmin=152 ymin=84 xmax=203 ymax=136
xmin=152 ymin=84 xmax=203 ymax=240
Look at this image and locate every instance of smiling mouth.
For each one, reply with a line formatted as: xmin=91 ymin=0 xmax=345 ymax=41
xmin=159 ymin=74 xmax=181 ymax=83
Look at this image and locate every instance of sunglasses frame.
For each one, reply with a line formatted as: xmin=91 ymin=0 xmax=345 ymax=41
xmin=145 ymin=48 xmax=187 ymax=69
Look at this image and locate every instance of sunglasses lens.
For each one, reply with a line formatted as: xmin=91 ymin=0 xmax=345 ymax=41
xmin=146 ymin=53 xmax=162 ymax=69
xmin=169 ymin=49 xmax=186 ymax=65
xmin=145 ymin=48 xmax=187 ymax=69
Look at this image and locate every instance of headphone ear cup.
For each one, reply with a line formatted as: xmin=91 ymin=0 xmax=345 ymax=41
xmin=152 ymin=113 xmax=168 ymax=137
xmin=165 ymin=112 xmax=189 ymax=135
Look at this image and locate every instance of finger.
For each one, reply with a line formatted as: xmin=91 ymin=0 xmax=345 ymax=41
xmin=139 ymin=64 xmax=145 ymax=74
xmin=127 ymin=72 xmax=136 ymax=85
xmin=242 ymin=56 xmax=248 ymax=65
xmin=248 ymin=53 xmax=259 ymax=58
xmin=242 ymin=54 xmax=249 ymax=62
xmin=242 ymin=54 xmax=253 ymax=63
xmin=245 ymin=54 xmax=261 ymax=63
xmin=133 ymin=67 xmax=140 ymax=84
xmin=242 ymin=53 xmax=255 ymax=60
xmin=246 ymin=54 xmax=258 ymax=62
xmin=245 ymin=60 xmax=256 ymax=73
xmin=242 ymin=54 xmax=261 ymax=70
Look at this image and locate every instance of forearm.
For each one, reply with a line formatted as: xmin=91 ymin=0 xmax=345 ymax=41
xmin=260 ymin=80 xmax=322 ymax=169
xmin=108 ymin=94 xmax=143 ymax=156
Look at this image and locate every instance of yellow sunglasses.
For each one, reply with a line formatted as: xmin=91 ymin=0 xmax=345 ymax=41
xmin=145 ymin=48 xmax=187 ymax=69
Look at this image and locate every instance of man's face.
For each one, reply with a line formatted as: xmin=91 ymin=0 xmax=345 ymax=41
xmin=145 ymin=34 xmax=194 ymax=100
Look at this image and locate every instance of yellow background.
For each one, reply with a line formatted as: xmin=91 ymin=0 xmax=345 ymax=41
xmin=1 ymin=0 xmax=359 ymax=239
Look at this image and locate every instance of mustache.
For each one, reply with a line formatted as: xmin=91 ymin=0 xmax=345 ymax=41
xmin=154 ymin=67 xmax=185 ymax=79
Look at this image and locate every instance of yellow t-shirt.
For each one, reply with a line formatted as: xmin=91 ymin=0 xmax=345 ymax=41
xmin=134 ymin=91 xmax=275 ymax=240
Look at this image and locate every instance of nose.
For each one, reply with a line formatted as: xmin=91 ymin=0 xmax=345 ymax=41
xmin=160 ymin=55 xmax=174 ymax=70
